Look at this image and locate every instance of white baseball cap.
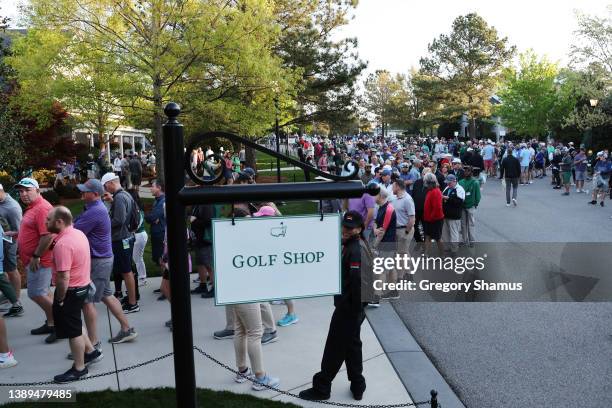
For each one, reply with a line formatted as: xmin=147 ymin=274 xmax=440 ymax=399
xmin=101 ymin=172 xmax=119 ymax=185
xmin=14 ymin=177 xmax=39 ymax=189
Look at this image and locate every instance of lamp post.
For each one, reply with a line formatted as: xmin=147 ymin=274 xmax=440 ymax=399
xmin=275 ymin=97 xmax=281 ymax=183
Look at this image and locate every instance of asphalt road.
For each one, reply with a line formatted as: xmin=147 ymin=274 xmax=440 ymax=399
xmin=393 ymin=175 xmax=612 ymax=408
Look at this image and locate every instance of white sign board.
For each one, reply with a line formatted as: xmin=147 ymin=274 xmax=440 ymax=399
xmin=212 ymin=214 xmax=341 ymax=305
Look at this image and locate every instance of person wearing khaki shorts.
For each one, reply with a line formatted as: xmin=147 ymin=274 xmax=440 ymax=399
xmin=392 ymin=179 xmax=415 ymax=280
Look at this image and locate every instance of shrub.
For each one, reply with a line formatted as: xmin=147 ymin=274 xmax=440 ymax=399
xmin=32 ymin=169 xmax=56 ymax=187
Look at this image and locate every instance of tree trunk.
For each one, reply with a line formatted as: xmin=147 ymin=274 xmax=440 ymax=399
xmin=470 ymin=118 xmax=476 ymax=140
xmin=153 ymin=78 xmax=165 ymax=182
xmin=245 ymin=145 xmax=257 ymax=170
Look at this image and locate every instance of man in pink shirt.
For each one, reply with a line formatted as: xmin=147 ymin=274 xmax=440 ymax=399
xmin=14 ymin=178 xmax=56 ymax=343
xmin=46 ymin=206 xmax=101 ymax=383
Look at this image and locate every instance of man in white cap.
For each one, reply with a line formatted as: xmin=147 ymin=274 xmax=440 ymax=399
xmin=101 ymin=173 xmax=139 ymax=313
xmin=14 ymin=178 xmax=57 ymax=343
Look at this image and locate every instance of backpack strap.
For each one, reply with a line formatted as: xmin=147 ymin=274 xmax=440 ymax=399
xmin=382 ymin=203 xmax=394 ymax=231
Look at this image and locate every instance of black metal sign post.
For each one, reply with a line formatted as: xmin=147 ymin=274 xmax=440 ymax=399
xmin=162 ymin=103 xmax=197 ymax=408
xmin=161 ymin=102 xmax=379 ymax=408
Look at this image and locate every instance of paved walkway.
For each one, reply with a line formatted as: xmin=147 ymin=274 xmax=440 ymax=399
xmin=2 ymin=278 xmax=411 ymax=407
xmin=394 ymin=176 xmax=612 ymax=408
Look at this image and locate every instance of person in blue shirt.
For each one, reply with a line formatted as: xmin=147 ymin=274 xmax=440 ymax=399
xmin=145 ymin=180 xmax=166 ymax=269
xmin=589 ymin=152 xmax=612 ymax=207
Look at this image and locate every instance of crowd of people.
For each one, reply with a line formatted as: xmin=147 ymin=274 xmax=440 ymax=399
xmin=53 ymin=150 xmax=157 ymax=190
xmin=0 ymin=133 xmax=610 ymax=400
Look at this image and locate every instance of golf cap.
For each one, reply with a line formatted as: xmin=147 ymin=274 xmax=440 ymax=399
xmin=400 ymin=162 xmax=409 ymax=168
xmin=101 ymin=172 xmax=120 ymax=185
xmin=452 ymin=158 xmax=462 ymax=164
xmin=381 ymin=169 xmax=392 ymax=177
xmin=342 ymin=210 xmax=364 ymax=229
xmin=242 ymin=167 xmax=256 ymax=177
xmin=253 ymin=206 xmax=276 ymax=217
xmin=445 ymin=174 xmax=457 ymax=183
xmin=77 ymin=179 xmax=105 ymax=195
xmin=597 ymin=151 xmax=604 ymax=157
xmin=14 ymin=177 xmax=39 ymax=190
xmin=0 ymin=183 xmax=3 ymax=190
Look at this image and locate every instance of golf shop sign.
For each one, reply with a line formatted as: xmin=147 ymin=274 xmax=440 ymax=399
xmin=212 ymin=214 xmax=341 ymax=305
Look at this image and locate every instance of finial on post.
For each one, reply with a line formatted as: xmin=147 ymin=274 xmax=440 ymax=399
xmin=430 ymin=389 xmax=438 ymax=408
xmin=164 ymin=102 xmax=181 ymax=124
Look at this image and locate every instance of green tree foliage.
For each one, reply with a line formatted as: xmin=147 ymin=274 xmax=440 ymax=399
xmin=564 ymin=9 xmax=612 ymax=135
xmin=0 ymin=12 xmax=26 ymax=175
xmin=494 ymin=51 xmax=576 ymax=137
xmin=570 ymin=8 xmax=612 ymax=74
xmin=11 ymin=0 xmax=294 ymax=179
xmin=362 ymin=70 xmax=408 ymax=136
xmin=273 ymin=0 xmax=366 ymax=134
xmin=419 ymin=13 xmax=515 ymax=137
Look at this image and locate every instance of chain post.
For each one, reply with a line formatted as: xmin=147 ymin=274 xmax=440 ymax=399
xmin=430 ymin=390 xmax=438 ymax=408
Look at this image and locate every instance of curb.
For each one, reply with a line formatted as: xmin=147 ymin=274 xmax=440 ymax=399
xmin=366 ymin=302 xmax=465 ymax=408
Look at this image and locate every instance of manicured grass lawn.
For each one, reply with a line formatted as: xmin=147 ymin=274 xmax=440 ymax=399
xmin=1 ymin=388 xmax=299 ymax=408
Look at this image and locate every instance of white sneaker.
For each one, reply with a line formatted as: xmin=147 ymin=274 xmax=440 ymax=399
xmin=138 ymin=279 xmax=147 ymax=287
xmin=0 ymin=351 xmax=18 ymax=369
xmin=506 ymin=203 xmax=511 ymax=207
xmin=252 ymin=374 xmax=280 ymax=391
xmin=234 ymin=367 xmax=255 ymax=383
xmin=512 ymin=198 xmax=517 ymax=207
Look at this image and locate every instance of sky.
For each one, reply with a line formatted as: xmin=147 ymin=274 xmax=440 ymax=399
xmin=334 ymin=0 xmax=609 ymax=75
xmin=2 ymin=0 xmax=608 ymax=74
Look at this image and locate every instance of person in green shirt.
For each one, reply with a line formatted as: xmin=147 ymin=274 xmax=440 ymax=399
xmin=231 ymin=152 xmax=241 ymax=173
xmin=458 ymin=166 xmax=481 ymax=247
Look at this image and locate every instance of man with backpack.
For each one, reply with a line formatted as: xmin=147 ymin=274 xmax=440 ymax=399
xmin=101 ymin=172 xmax=140 ymax=313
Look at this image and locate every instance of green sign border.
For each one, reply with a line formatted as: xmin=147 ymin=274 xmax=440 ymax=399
xmin=211 ymin=213 xmax=342 ymax=306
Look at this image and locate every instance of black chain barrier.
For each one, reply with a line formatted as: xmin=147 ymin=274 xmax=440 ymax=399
xmin=0 ymin=347 xmax=439 ymax=408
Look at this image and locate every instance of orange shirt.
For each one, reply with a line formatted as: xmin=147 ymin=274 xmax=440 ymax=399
xmin=17 ymin=197 xmax=53 ymax=268
xmin=52 ymin=226 xmax=91 ymax=288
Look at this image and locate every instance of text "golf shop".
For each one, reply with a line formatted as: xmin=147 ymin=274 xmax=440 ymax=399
xmin=232 ymin=252 xmax=325 ymax=268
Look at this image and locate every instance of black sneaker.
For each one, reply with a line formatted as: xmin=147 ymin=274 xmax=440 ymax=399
xmin=3 ymin=305 xmax=24 ymax=318
xmin=44 ymin=330 xmax=57 ymax=344
xmin=589 ymin=200 xmax=597 ymax=205
xmin=54 ymin=365 xmax=88 ymax=383
xmin=122 ymin=303 xmax=140 ymax=314
xmin=31 ymin=322 xmax=53 ymax=335
xmin=299 ymin=388 xmax=330 ymax=401
xmin=121 ymin=296 xmax=129 ymax=305
xmin=201 ymin=288 xmax=215 ymax=298
xmin=190 ymin=284 xmax=208 ymax=294
xmin=157 ymin=294 xmax=166 ymax=301
xmin=600 ymin=201 xmax=605 ymax=207
xmin=153 ymin=288 xmax=161 ymax=294
xmin=84 ymin=349 xmax=103 ymax=366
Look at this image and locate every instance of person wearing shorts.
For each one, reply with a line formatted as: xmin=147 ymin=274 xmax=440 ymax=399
xmin=14 ymin=178 xmax=56 ymax=343
xmin=560 ymin=149 xmax=573 ymax=196
xmin=75 ymin=179 xmax=138 ymax=347
xmin=101 ymin=172 xmax=139 ymax=313
xmin=0 ymin=184 xmax=23 ymax=308
xmin=46 ymin=206 xmax=99 ymax=383
xmin=573 ymin=147 xmax=588 ymax=193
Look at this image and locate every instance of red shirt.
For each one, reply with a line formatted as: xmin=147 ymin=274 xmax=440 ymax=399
xmin=423 ymin=188 xmax=444 ymax=222
xmin=52 ymin=226 xmax=91 ymax=288
xmin=17 ymin=196 xmax=53 ymax=268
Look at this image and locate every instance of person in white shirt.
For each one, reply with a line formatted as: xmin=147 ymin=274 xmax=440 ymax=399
xmin=113 ymin=155 xmax=123 ymax=177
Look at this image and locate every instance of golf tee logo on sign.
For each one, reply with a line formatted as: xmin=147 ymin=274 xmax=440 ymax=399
xmin=212 ymin=214 xmax=341 ymax=305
